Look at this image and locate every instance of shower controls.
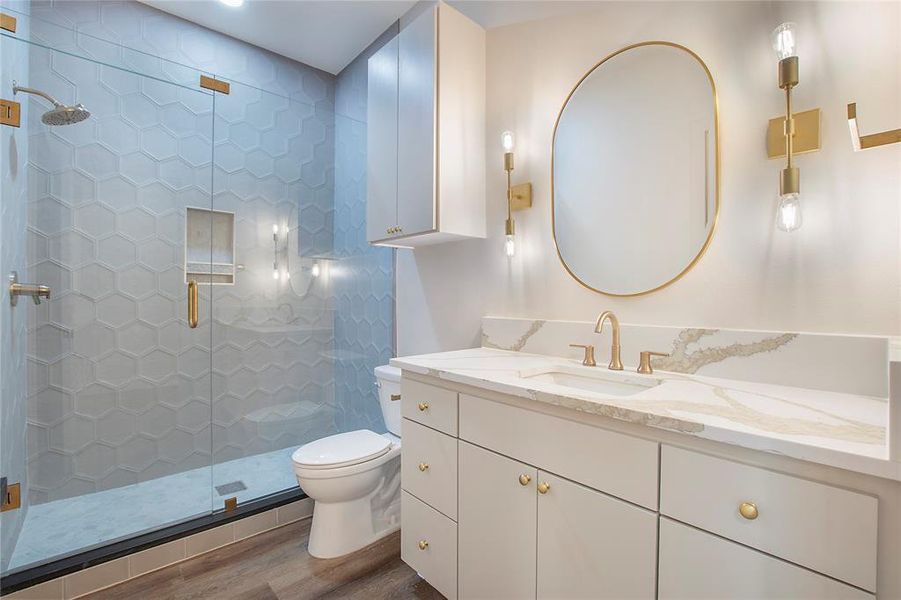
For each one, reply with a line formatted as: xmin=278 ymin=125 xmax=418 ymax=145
xmin=8 ymin=271 xmax=50 ymax=306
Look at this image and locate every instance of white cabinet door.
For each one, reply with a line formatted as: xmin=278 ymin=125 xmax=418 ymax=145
xmin=459 ymin=441 xmax=537 ymax=600
xmin=536 ymin=471 xmax=657 ymax=599
xmin=397 ymin=5 xmax=436 ymax=237
xmin=366 ymin=35 xmax=398 ymax=242
xmin=658 ymin=518 xmax=873 ymax=600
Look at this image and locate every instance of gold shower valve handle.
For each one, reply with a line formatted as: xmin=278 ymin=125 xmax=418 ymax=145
xmin=418 ymin=462 xmax=429 ymax=472
xmin=518 ymin=474 xmax=531 ymax=486
xmin=739 ymin=502 xmax=759 ymax=520
xmin=417 ymin=402 xmax=429 ymax=412
xmin=537 ymin=482 xmax=550 ymax=494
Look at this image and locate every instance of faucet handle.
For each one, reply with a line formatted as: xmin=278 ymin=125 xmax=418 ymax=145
xmin=569 ymin=344 xmax=597 ymax=367
xmin=637 ymin=351 xmax=669 ymax=375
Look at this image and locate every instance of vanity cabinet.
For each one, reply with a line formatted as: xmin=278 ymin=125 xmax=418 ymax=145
xmin=366 ymin=2 xmax=486 ymax=247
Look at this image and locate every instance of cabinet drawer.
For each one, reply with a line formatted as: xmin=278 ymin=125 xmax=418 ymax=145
xmin=402 ymin=378 xmax=458 ymax=436
xmin=402 ymin=418 xmax=458 ymax=519
xmin=459 ymin=394 xmax=659 ymax=509
xmin=401 ymin=491 xmax=457 ymax=600
xmin=660 ymin=445 xmax=877 ymax=591
xmin=659 ymin=518 xmax=873 ymax=600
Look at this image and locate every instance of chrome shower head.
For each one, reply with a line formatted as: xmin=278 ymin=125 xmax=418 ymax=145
xmin=12 ymin=83 xmax=90 ymax=126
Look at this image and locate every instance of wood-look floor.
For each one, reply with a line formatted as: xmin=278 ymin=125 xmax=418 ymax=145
xmin=83 ymin=519 xmax=443 ymax=600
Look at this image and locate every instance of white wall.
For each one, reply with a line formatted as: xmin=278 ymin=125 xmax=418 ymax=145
xmin=397 ymin=0 xmax=901 ymax=356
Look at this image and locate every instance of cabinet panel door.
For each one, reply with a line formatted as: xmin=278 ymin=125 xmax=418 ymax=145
xmin=537 ymin=471 xmax=657 ymax=599
xmin=397 ymin=5 xmax=436 ymax=237
xmin=459 ymin=441 xmax=536 ymax=599
xmin=366 ymin=35 xmax=398 ymax=242
xmin=658 ymin=518 xmax=873 ymax=600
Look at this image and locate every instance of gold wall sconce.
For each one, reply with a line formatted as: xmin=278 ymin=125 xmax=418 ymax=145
xmin=501 ymin=131 xmax=532 ymax=257
xmin=768 ymin=23 xmax=819 ymax=233
xmin=847 ymin=102 xmax=901 ymax=151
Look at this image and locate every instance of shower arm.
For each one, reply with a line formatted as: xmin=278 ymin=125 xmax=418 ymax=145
xmin=12 ymin=84 xmax=64 ymax=108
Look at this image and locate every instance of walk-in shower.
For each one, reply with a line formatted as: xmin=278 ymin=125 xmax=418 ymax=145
xmin=0 ymin=2 xmax=393 ymax=588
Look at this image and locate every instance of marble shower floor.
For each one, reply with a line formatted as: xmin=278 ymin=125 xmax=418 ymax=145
xmin=7 ymin=447 xmax=299 ymax=572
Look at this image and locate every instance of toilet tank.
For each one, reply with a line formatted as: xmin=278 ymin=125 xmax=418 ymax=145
xmin=375 ymin=365 xmax=402 ymax=437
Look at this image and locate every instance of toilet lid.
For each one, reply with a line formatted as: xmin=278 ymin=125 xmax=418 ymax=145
xmin=292 ymin=430 xmax=391 ymax=469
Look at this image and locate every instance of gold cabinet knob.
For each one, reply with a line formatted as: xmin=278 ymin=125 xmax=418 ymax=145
xmin=418 ymin=540 xmax=429 ymax=550
xmin=418 ymin=462 xmax=429 ymax=472
xmin=537 ymin=482 xmax=550 ymax=494
xmin=417 ymin=402 xmax=429 ymax=411
xmin=739 ymin=502 xmax=759 ymax=520
xmin=518 ymin=474 xmax=531 ymax=486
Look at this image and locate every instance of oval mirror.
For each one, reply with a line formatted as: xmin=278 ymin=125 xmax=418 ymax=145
xmin=552 ymin=42 xmax=718 ymax=297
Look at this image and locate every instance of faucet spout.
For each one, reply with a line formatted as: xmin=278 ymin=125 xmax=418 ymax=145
xmin=594 ymin=311 xmax=624 ymax=371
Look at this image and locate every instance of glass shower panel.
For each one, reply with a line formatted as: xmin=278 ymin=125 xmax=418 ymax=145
xmin=0 ymin=34 xmax=215 ymax=575
xmin=210 ymin=81 xmax=337 ymax=506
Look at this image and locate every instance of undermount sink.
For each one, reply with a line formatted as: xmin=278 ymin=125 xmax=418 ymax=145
xmin=518 ymin=366 xmax=659 ymax=397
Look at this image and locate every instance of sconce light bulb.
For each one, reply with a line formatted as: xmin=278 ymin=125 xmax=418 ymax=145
xmin=284 ymin=270 xmax=290 ymax=280
xmin=311 ymin=262 xmax=321 ymax=277
xmin=219 ymin=0 xmax=244 ymax=7
xmin=282 ymin=224 xmax=290 ymax=235
xmin=776 ymin=193 xmax=802 ymax=232
xmin=272 ymin=224 xmax=279 ymax=235
xmin=771 ymin=22 xmax=797 ymax=60
xmin=501 ymin=130 xmax=515 ymax=152
xmin=504 ymin=234 xmax=516 ymax=257
xmin=272 ymin=269 xmax=280 ymax=280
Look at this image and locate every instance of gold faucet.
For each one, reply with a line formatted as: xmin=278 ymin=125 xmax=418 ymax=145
xmin=594 ymin=311 xmax=623 ymax=370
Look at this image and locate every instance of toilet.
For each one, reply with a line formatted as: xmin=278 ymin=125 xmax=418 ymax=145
xmin=291 ymin=365 xmax=402 ymax=559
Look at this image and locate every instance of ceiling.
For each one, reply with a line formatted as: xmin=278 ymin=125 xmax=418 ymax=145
xmin=139 ymin=0 xmax=417 ymax=75
xmin=140 ymin=0 xmax=605 ymax=75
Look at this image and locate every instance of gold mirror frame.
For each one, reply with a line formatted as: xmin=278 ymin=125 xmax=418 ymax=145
xmin=551 ymin=41 xmax=720 ymax=298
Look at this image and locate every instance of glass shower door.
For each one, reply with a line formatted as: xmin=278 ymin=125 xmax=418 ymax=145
xmin=0 ymin=34 xmax=215 ymax=574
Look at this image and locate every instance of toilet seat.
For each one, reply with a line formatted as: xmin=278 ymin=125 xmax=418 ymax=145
xmin=292 ymin=430 xmax=390 ymax=470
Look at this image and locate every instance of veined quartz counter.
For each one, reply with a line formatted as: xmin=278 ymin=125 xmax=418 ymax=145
xmin=391 ymin=348 xmax=899 ymax=481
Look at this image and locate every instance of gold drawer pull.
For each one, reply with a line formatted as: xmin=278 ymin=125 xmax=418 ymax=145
xmin=418 ymin=462 xmax=429 ymax=472
xmin=518 ymin=474 xmax=531 ymax=486
xmin=417 ymin=402 xmax=429 ymax=411
xmin=739 ymin=502 xmax=759 ymax=520
xmin=418 ymin=540 xmax=429 ymax=550
xmin=537 ymin=482 xmax=550 ymax=494
xmin=390 ymin=394 xmax=401 ymax=401
xmin=187 ymin=280 xmax=198 ymax=328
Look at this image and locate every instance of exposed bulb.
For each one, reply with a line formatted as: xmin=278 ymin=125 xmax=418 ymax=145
xmin=219 ymin=0 xmax=244 ymax=7
xmin=272 ymin=269 xmax=280 ymax=280
xmin=771 ymin=22 xmax=797 ymax=61
xmin=504 ymin=234 xmax=516 ymax=257
xmin=272 ymin=224 xmax=279 ymax=235
xmin=311 ymin=262 xmax=321 ymax=277
xmin=776 ymin=193 xmax=802 ymax=232
xmin=282 ymin=224 xmax=290 ymax=235
xmin=284 ymin=270 xmax=290 ymax=280
xmin=501 ymin=130 xmax=515 ymax=152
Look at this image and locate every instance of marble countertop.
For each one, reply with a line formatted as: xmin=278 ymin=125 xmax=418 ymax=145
xmin=391 ymin=348 xmax=899 ymax=481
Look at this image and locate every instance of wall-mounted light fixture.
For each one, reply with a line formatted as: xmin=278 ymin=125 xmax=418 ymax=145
xmin=771 ymin=23 xmax=805 ymax=232
xmin=501 ymin=131 xmax=532 ymax=257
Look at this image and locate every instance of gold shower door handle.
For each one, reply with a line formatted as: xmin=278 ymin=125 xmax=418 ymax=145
xmin=187 ymin=280 xmax=198 ymax=328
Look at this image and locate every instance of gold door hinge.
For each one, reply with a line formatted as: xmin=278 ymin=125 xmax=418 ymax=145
xmin=200 ymin=75 xmax=230 ymax=95
xmin=224 ymin=497 xmax=238 ymax=512
xmin=0 ymin=99 xmax=21 ymax=128
xmin=1 ymin=482 xmax=21 ymax=512
xmin=0 ymin=13 xmax=17 ymax=33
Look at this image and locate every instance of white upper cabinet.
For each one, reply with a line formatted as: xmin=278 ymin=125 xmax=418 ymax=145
xmin=366 ymin=2 xmax=486 ymax=247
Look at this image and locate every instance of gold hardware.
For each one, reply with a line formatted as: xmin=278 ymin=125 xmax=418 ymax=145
xmin=0 ymin=99 xmax=21 ymax=128
xmin=200 ymin=75 xmax=230 ymax=94
xmin=776 ymin=53 xmax=801 ymax=199
xmin=739 ymin=502 xmax=758 ymax=520
xmin=594 ymin=311 xmax=623 ymax=370
xmin=224 ymin=497 xmax=237 ymax=512
xmin=187 ymin=280 xmax=198 ymax=328
xmin=637 ymin=351 xmax=669 ymax=375
xmin=417 ymin=402 xmax=429 ymax=411
xmin=537 ymin=482 xmax=550 ymax=494
xmin=502 ymin=133 xmax=532 ymax=256
xmin=510 ymin=183 xmax=532 ymax=210
xmin=847 ymin=102 xmax=901 ymax=151
xmin=1 ymin=482 xmax=21 ymax=512
xmin=418 ymin=540 xmax=429 ymax=550
xmin=9 ymin=271 xmax=50 ymax=306
xmin=551 ymin=42 xmax=719 ymax=298
xmin=767 ymin=108 xmax=821 ymax=158
xmin=518 ymin=474 xmax=531 ymax=486
xmin=0 ymin=13 xmax=16 ymax=33
xmin=418 ymin=462 xmax=429 ymax=472
xmin=569 ymin=344 xmax=596 ymax=367
xmin=390 ymin=393 xmax=401 ymax=402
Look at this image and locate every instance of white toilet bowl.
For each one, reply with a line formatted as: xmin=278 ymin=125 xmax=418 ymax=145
xmin=291 ymin=365 xmax=403 ymax=559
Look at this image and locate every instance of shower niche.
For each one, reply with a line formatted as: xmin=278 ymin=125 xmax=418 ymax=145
xmin=185 ymin=207 xmax=236 ymax=285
